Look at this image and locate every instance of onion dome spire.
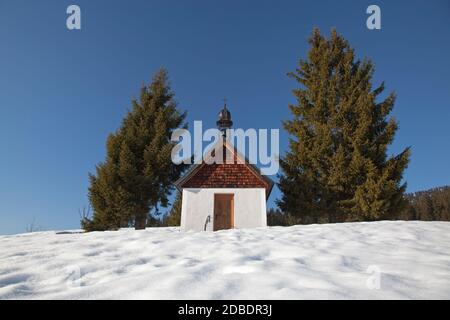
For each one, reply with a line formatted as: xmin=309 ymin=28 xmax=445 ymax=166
xmin=216 ymin=100 xmax=233 ymax=135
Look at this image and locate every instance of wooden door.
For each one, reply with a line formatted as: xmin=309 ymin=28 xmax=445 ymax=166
xmin=213 ymin=194 xmax=234 ymax=231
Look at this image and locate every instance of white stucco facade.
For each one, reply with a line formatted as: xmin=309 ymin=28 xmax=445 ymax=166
xmin=180 ymin=188 xmax=267 ymax=232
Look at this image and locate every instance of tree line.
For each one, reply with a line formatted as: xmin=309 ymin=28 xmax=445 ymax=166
xmin=399 ymin=186 xmax=450 ymax=221
xmin=81 ymin=28 xmax=445 ymax=231
xmin=268 ymin=186 xmax=450 ymax=225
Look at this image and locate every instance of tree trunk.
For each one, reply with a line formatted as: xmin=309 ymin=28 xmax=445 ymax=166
xmin=135 ymin=212 xmax=147 ymax=230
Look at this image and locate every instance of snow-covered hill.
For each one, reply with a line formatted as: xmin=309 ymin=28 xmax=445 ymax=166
xmin=0 ymin=221 xmax=449 ymax=299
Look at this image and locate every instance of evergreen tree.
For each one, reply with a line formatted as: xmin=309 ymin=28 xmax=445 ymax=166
xmin=83 ymin=69 xmax=187 ymax=231
xmin=277 ymin=29 xmax=410 ymax=223
xmin=165 ymin=191 xmax=182 ymax=227
xmin=146 ymin=214 xmax=165 ymax=227
xmin=266 ymin=208 xmax=297 ymax=226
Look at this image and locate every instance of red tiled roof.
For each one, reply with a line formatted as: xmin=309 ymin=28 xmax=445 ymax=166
xmin=174 ymin=139 xmax=274 ymax=198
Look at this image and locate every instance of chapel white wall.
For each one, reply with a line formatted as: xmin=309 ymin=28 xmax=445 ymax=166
xmin=180 ymin=188 xmax=267 ymax=232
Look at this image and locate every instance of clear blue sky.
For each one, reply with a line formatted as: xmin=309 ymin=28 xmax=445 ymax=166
xmin=1 ymin=0 xmax=449 ymax=234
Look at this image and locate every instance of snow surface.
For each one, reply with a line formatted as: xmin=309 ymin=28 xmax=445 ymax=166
xmin=0 ymin=221 xmax=449 ymax=299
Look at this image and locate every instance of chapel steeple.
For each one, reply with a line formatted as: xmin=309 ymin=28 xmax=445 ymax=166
xmin=216 ymin=101 xmax=233 ymax=135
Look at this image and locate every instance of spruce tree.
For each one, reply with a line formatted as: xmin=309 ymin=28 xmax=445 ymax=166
xmin=277 ymin=29 xmax=410 ymax=223
xmin=83 ymin=69 xmax=187 ymax=231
